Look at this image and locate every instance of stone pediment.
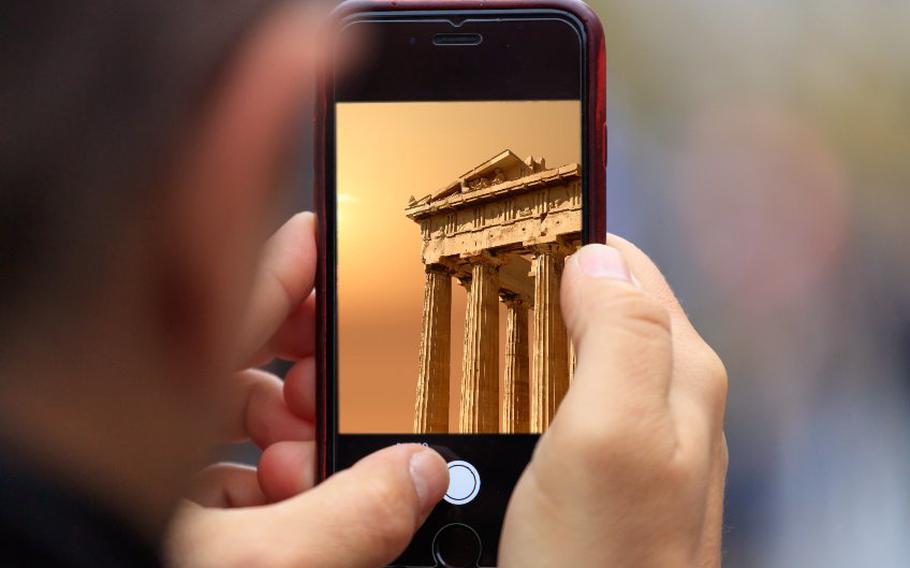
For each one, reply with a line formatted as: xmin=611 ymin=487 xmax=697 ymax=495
xmin=405 ymin=151 xmax=579 ymax=220
xmin=458 ymin=150 xmax=542 ymax=193
xmin=407 ymin=149 xmax=554 ymax=209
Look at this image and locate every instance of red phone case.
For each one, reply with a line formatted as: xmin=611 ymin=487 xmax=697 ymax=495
xmin=313 ymin=0 xmax=606 ymax=482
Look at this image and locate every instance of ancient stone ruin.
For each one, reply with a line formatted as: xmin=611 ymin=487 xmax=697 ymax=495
xmin=406 ymin=150 xmax=581 ymax=434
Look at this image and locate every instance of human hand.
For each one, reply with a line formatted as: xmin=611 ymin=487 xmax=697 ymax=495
xmin=165 ymin=212 xmax=449 ymax=568
xmin=500 ymin=236 xmax=728 ymax=567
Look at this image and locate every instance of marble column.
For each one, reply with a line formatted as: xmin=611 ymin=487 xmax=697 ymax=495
xmin=413 ymin=265 xmax=452 ymax=433
xmin=501 ymin=294 xmax=530 ymax=433
xmin=530 ymin=245 xmax=569 ymax=432
xmin=459 ymin=258 xmax=500 ymax=433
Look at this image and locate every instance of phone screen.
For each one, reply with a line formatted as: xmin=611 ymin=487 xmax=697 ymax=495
xmin=337 ymin=100 xmax=581 ymax=436
xmin=324 ymin=11 xmax=590 ymax=566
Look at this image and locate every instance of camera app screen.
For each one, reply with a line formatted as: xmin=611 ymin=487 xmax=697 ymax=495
xmin=337 ymin=100 xmax=581 ymax=434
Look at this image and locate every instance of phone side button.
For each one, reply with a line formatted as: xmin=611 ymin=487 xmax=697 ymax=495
xmin=443 ymin=460 xmax=480 ymax=505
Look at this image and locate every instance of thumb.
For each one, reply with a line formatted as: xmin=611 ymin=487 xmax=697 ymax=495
xmin=559 ymin=244 xmax=674 ymax=417
xmin=270 ymin=444 xmax=448 ymax=568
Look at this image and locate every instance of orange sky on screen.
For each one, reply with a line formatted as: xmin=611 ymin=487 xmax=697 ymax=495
xmin=337 ymin=100 xmax=580 ymax=433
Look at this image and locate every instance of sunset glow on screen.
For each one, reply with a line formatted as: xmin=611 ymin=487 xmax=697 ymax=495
xmin=337 ymin=101 xmax=580 ymax=433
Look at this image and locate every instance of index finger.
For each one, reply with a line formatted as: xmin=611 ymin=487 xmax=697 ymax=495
xmin=238 ymin=211 xmax=317 ymax=365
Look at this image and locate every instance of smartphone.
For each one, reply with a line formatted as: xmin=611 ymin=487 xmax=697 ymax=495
xmin=315 ymin=1 xmax=605 ymax=565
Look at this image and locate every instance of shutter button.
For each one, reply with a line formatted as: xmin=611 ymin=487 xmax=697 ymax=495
xmin=443 ymin=460 xmax=480 ymax=505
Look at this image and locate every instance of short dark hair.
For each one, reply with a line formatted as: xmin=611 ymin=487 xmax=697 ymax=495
xmin=0 ymin=1 xmax=279 ymax=341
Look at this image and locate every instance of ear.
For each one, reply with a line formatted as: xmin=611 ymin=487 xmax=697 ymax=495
xmin=151 ymin=3 xmax=325 ymax=374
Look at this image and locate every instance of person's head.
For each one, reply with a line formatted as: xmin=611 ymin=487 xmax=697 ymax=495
xmin=0 ymin=0 xmax=325 ymax=530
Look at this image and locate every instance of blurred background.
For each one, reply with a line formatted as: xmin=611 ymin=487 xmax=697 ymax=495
xmin=588 ymin=0 xmax=910 ymax=565
xmin=253 ymin=1 xmax=910 ymax=565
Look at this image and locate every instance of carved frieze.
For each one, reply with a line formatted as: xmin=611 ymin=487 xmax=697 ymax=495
xmin=406 ymin=166 xmax=581 ymax=264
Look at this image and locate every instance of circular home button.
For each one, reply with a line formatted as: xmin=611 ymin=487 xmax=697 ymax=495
xmin=432 ymin=523 xmax=482 ymax=568
xmin=444 ymin=460 xmax=480 ymax=505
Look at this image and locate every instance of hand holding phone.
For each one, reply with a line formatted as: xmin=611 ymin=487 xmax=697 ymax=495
xmin=166 ymin=214 xmax=452 ymax=568
xmin=500 ymin=238 xmax=728 ymax=567
xmin=165 ymin=223 xmax=726 ymax=567
xmin=317 ymin=2 xmax=726 ymax=567
xmin=167 ymin=25 xmax=724 ymax=567
xmin=159 ymin=1 xmax=728 ymax=566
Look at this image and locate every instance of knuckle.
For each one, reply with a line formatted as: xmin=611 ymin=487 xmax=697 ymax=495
xmin=581 ymin=285 xmax=672 ymax=344
xmin=664 ymin=446 xmax=703 ymax=487
xmin=700 ymin=346 xmax=729 ymax=410
xmin=554 ymin=411 xmax=676 ymax=475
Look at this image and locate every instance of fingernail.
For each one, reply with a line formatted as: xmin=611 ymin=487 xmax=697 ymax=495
xmin=574 ymin=244 xmax=632 ymax=281
xmin=409 ymin=449 xmax=446 ymax=513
